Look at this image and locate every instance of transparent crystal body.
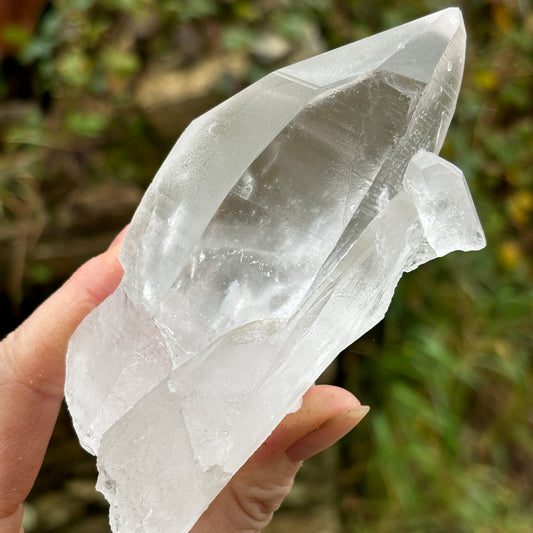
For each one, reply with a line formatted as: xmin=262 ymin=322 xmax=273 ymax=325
xmin=65 ymin=8 xmax=485 ymax=533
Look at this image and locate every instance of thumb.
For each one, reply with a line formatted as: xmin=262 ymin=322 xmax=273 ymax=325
xmin=2 ymin=226 xmax=127 ymax=399
xmin=0 ymin=228 xmax=126 ymax=531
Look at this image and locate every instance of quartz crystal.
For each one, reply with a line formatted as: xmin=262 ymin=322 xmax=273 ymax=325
xmin=65 ymin=8 xmax=486 ymax=533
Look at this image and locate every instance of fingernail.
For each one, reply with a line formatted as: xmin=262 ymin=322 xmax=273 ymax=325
xmin=286 ymin=406 xmax=370 ymax=463
xmin=108 ymin=225 xmax=129 ymax=250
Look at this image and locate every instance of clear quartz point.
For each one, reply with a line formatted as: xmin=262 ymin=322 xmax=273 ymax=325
xmin=65 ymin=8 xmax=485 ymax=533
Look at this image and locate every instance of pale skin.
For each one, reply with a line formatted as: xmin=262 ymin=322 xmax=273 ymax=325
xmin=0 ymin=228 xmax=369 ymax=532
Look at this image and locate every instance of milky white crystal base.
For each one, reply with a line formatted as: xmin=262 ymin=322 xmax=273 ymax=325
xmin=66 ymin=8 xmax=485 ymax=533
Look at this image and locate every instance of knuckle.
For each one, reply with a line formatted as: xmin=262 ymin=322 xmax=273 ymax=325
xmin=229 ymin=476 xmax=294 ymax=531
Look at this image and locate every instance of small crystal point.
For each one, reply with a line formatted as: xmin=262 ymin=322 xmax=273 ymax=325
xmin=65 ymin=8 xmax=484 ymax=532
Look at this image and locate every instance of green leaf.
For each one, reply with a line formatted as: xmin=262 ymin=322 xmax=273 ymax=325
xmin=65 ymin=111 xmax=109 ymax=138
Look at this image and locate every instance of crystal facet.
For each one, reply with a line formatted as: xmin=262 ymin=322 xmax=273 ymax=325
xmin=65 ymin=8 xmax=485 ymax=533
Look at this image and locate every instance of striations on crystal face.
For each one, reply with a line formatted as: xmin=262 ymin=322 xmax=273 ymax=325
xmin=65 ymin=8 xmax=485 ymax=533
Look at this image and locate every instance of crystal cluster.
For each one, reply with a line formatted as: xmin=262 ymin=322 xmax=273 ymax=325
xmin=65 ymin=8 xmax=485 ymax=532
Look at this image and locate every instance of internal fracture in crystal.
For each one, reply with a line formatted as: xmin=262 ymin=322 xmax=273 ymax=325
xmin=65 ymin=8 xmax=485 ymax=533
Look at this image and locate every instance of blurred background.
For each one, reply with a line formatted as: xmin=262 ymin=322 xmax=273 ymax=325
xmin=0 ymin=0 xmax=531 ymax=532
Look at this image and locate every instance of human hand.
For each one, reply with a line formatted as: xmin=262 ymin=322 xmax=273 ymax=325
xmin=0 ymin=228 xmax=368 ymax=533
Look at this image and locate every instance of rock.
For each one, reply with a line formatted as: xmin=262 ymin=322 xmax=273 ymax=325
xmin=66 ymin=9 xmax=485 ymax=533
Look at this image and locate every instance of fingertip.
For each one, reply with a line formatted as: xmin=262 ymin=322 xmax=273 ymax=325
xmin=257 ymin=385 xmax=363 ymax=462
xmin=302 ymin=384 xmax=361 ymax=412
xmin=286 ymin=405 xmax=370 ymax=463
xmin=107 ymin=224 xmax=129 ymax=250
xmin=68 ymin=243 xmax=124 ymax=312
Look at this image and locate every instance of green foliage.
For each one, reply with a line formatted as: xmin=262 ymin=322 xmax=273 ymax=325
xmin=65 ymin=110 xmax=109 ymax=137
xmin=1 ymin=24 xmax=32 ymax=49
xmin=222 ymin=26 xmax=257 ymax=51
xmin=28 ymin=263 xmax=53 ymax=284
xmin=159 ymin=0 xmax=219 ymax=22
